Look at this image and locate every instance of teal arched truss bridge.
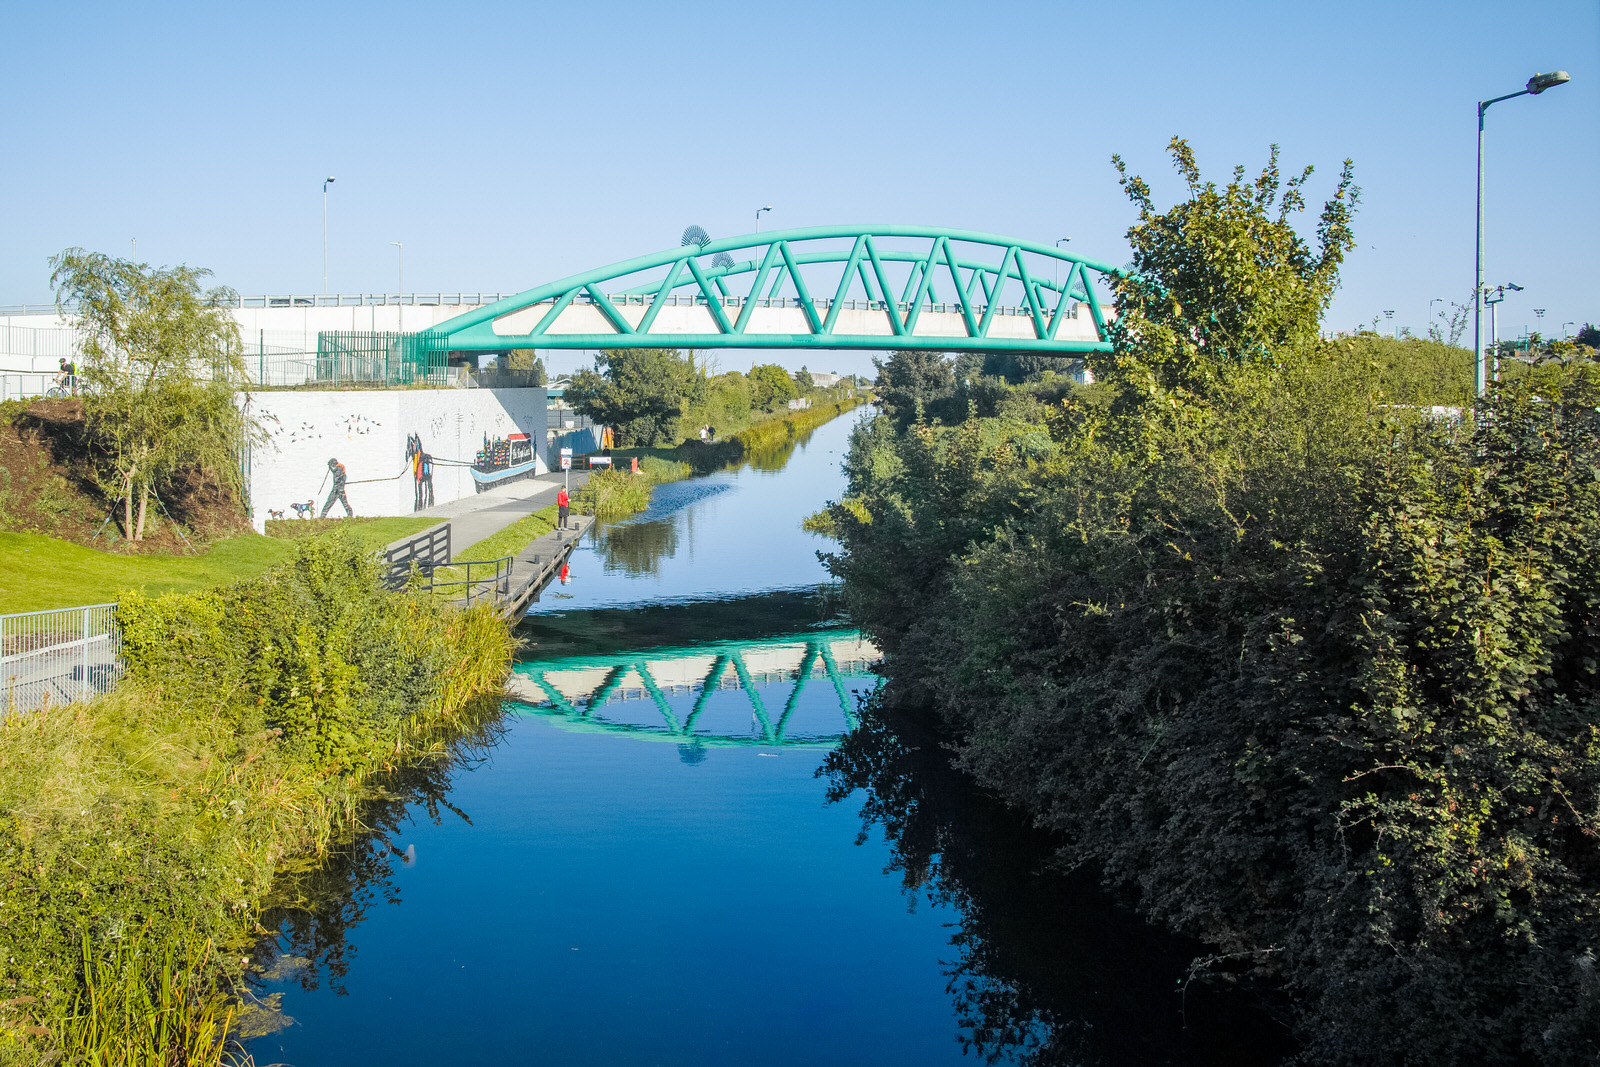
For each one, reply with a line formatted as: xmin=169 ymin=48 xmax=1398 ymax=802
xmin=424 ymin=226 xmax=1122 ymax=356
xmin=504 ymin=630 xmax=878 ymax=748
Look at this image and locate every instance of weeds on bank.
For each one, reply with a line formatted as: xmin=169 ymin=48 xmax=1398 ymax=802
xmin=0 ymin=531 xmax=516 ymax=1065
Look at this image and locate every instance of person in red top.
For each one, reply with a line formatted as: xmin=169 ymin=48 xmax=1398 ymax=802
xmin=557 ymin=485 xmax=570 ymax=530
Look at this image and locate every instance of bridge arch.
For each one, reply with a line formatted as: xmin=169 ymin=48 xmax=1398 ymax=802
xmin=424 ymin=226 xmax=1122 ymax=356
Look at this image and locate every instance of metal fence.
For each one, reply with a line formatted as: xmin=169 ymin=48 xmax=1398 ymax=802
xmin=380 ymin=523 xmax=452 ymax=590
xmin=0 ymin=293 xmax=517 ymax=316
xmin=1 ymin=604 xmax=122 ymax=714
xmin=0 ymin=373 xmax=59 ymax=402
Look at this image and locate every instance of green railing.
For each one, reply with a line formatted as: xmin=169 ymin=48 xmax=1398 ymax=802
xmin=246 ymin=331 xmax=451 ymax=388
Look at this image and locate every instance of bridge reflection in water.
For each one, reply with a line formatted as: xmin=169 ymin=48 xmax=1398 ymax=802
xmin=505 ymin=631 xmax=878 ymax=747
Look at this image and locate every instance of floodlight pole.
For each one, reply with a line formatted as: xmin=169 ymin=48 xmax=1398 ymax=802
xmin=391 ymin=242 xmax=403 ymax=332
xmin=323 ymin=176 xmax=337 ymax=296
xmin=1476 ymin=71 xmax=1569 ymax=396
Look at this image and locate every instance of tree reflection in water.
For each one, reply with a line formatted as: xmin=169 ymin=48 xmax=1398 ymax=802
xmin=821 ymin=696 xmax=1298 ymax=1067
xmin=250 ymin=696 xmax=506 ymax=997
xmin=598 ymin=517 xmax=678 ymax=576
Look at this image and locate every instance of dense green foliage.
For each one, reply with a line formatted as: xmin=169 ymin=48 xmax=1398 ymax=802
xmin=48 ymin=250 xmax=260 ymax=542
xmin=564 ymin=348 xmax=697 ymax=446
xmin=0 ymin=534 xmax=514 ymax=1062
xmin=564 ymin=347 xmax=853 ymax=446
xmin=822 ymin=141 xmax=1600 ymax=1063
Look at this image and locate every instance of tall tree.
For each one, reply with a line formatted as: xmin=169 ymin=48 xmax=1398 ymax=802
xmin=871 ymin=350 xmax=954 ymax=427
xmin=1106 ymin=138 xmax=1358 ymax=397
xmin=50 ymin=249 xmax=258 ymax=541
xmin=563 ymin=348 xmax=696 ymax=446
xmin=749 ymin=363 xmax=800 ymax=409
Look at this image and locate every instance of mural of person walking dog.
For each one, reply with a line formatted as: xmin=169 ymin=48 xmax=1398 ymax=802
xmin=320 ymin=457 xmax=353 ymax=518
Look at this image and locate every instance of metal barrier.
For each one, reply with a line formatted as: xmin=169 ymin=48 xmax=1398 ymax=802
xmin=0 ymin=373 xmax=58 ymax=402
xmin=418 ymin=557 xmax=513 ymax=608
xmin=1 ymin=604 xmax=122 ymax=714
xmin=381 ymin=523 xmax=452 ymax=590
xmin=0 ymin=293 xmax=518 ymax=316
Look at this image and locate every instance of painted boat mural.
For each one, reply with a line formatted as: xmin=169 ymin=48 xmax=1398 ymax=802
xmin=472 ymin=432 xmax=538 ymax=491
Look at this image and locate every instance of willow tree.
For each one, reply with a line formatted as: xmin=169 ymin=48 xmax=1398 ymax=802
xmin=49 ymin=249 xmax=258 ymax=541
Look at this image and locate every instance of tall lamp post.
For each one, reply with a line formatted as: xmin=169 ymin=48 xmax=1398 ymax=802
xmin=755 ymin=205 xmax=772 ymax=233
xmin=390 ymin=242 xmax=403 ymax=332
xmin=1384 ymin=309 xmax=1397 ymax=339
xmin=1475 ymin=71 xmax=1569 ymax=395
xmin=1054 ymin=237 xmax=1070 ymax=289
xmin=323 ymin=176 xmax=337 ymax=296
xmin=1562 ymin=321 xmax=1576 ymax=339
xmin=1533 ymin=308 xmax=1545 ymax=339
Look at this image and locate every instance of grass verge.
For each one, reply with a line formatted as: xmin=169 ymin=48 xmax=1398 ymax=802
xmin=0 ymin=517 xmax=437 ymax=614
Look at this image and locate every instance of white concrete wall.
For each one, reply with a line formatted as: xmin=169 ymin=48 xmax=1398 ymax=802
xmin=246 ymin=388 xmax=547 ymax=531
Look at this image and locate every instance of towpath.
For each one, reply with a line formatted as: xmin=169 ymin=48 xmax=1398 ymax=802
xmin=412 ymin=471 xmax=590 ymax=554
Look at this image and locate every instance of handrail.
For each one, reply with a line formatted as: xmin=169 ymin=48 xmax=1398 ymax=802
xmin=0 ymin=293 xmax=518 ymax=316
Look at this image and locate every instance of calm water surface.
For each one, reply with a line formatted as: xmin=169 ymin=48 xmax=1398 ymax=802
xmin=249 ymin=412 xmax=1292 ymax=1066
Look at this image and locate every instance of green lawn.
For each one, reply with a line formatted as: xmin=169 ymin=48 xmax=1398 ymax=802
xmin=0 ymin=516 xmax=439 ymax=614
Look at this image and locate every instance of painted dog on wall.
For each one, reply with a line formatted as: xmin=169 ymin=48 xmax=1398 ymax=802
xmin=289 ymin=500 xmax=316 ymax=519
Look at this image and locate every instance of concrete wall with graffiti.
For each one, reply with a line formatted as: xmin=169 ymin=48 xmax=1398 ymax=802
xmin=244 ymin=388 xmax=549 ymax=530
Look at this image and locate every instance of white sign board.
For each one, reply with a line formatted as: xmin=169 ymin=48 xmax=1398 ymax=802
xmin=560 ymin=446 xmax=572 ymax=471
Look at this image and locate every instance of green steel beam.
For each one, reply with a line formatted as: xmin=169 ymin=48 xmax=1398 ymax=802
xmin=684 ymin=654 xmax=729 ymax=734
xmin=728 ymin=649 xmax=775 ymax=741
xmin=633 ymin=662 xmax=682 ymax=733
xmin=864 ymin=236 xmax=906 ymax=337
xmin=774 ymin=646 xmax=819 ymax=740
xmin=822 ymin=235 xmax=871 ymax=335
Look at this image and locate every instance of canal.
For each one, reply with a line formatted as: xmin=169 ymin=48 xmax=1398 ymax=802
xmin=248 ymin=410 xmax=1293 ymax=1066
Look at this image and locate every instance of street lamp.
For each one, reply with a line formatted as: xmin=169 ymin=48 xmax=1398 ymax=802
xmin=390 ymin=242 xmax=403 ymax=333
xmin=1054 ymin=237 xmax=1070 ymax=289
xmin=323 ymin=176 xmax=337 ymax=296
xmin=1533 ymin=308 xmax=1545 ymax=339
xmin=1428 ymin=297 xmax=1444 ymax=340
xmin=755 ymin=206 xmax=772 ymax=233
xmin=1384 ymin=309 xmax=1396 ymax=340
xmin=1562 ymin=321 xmax=1576 ymax=339
xmin=1475 ymin=70 xmax=1570 ymax=395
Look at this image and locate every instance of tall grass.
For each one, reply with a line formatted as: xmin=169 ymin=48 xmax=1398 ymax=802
xmin=0 ymin=535 xmax=516 ymax=1065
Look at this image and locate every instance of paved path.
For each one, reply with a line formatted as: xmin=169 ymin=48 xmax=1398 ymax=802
xmin=412 ymin=471 xmax=590 ymax=556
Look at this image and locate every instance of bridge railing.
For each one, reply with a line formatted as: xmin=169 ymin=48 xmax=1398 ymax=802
xmin=0 ymin=293 xmax=519 ymax=316
xmin=1 ymin=603 xmax=122 ymax=715
xmin=556 ymin=292 xmax=1075 ymax=318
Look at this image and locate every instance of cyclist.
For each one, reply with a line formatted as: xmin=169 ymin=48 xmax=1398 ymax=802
xmin=53 ymin=358 xmax=77 ymax=395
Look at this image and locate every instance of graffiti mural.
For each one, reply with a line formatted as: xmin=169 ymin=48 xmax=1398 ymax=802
xmin=472 ymin=432 xmax=537 ymax=493
xmin=405 ymin=434 xmax=436 ymax=512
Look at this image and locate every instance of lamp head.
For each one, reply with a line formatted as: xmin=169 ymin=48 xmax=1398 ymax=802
xmin=324 ymin=176 xmax=336 ymax=187
xmin=1527 ymin=71 xmax=1571 ymax=94
xmin=1508 ymin=283 xmax=1524 ymax=291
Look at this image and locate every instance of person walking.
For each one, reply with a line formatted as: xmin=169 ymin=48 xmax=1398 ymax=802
xmin=320 ymin=457 xmax=353 ymax=518
xmin=557 ymin=485 xmax=570 ymax=531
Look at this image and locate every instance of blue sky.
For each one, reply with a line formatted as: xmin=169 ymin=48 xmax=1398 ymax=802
xmin=2 ymin=0 xmax=1594 ymax=377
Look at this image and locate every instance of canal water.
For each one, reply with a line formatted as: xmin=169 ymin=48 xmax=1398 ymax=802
xmin=249 ymin=411 xmax=1293 ymax=1066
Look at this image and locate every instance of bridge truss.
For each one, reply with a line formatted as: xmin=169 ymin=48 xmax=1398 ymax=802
xmin=506 ymin=631 xmax=876 ymax=748
xmin=423 ymin=226 xmax=1123 ymax=356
